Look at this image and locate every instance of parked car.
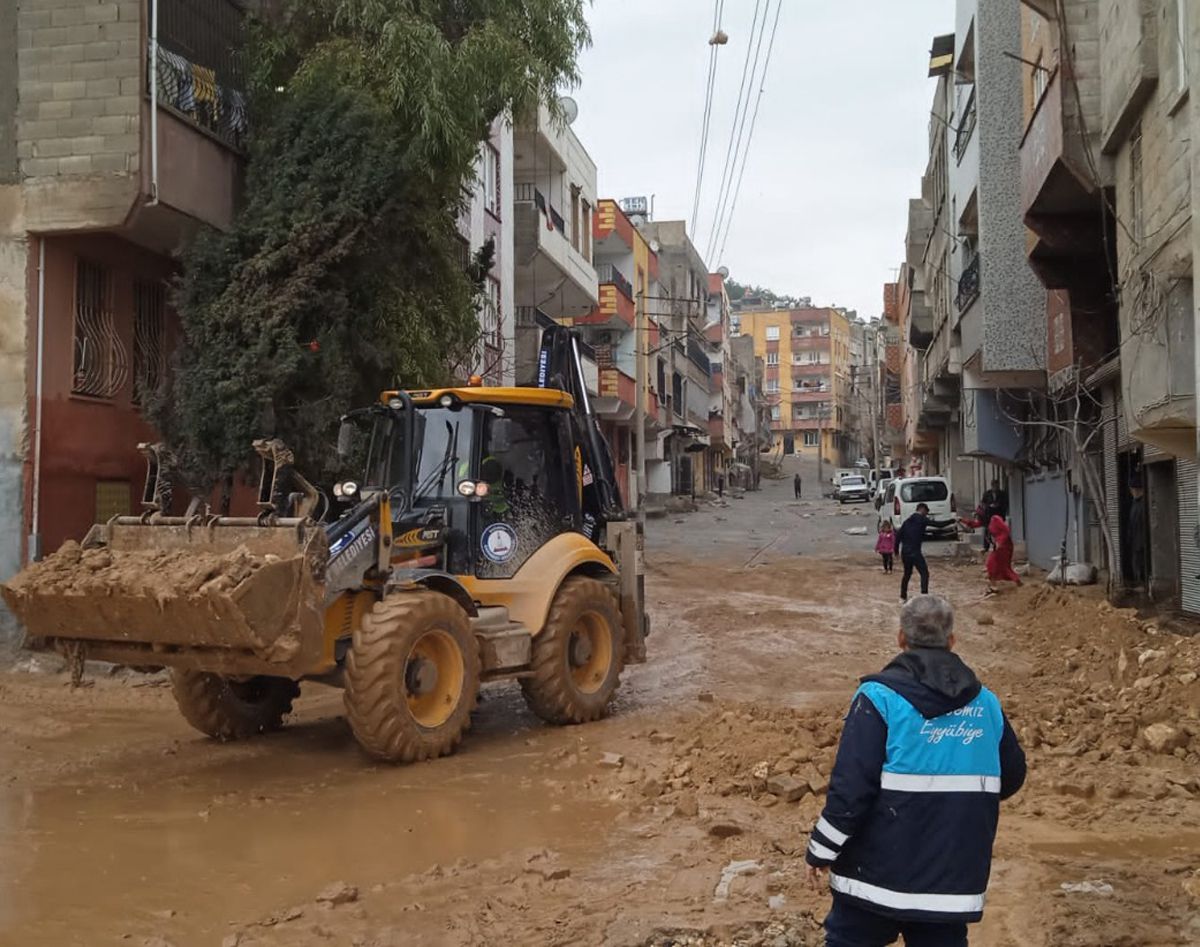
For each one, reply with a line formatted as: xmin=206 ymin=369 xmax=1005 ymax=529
xmin=872 ymin=476 xmax=894 ymax=505
xmin=837 ymin=474 xmax=871 ymax=504
xmin=879 ymin=476 xmax=958 ymax=538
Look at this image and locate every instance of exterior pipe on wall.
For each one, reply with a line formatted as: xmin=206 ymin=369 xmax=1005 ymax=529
xmin=147 ymin=0 xmax=159 ymax=206
xmin=29 ymin=237 xmax=45 ymax=563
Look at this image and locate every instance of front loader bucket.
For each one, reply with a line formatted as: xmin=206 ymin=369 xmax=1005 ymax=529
xmin=1 ymin=518 xmax=331 ymax=677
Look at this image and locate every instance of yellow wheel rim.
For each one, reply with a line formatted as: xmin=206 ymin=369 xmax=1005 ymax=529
xmin=568 ymin=610 xmax=613 ymax=695
xmin=404 ymin=629 xmax=465 ymax=729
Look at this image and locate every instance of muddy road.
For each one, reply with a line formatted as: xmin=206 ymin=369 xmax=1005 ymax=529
xmin=1 ymin=463 xmax=1199 ymax=946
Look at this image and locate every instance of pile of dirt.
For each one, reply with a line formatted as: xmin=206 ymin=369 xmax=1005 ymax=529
xmin=988 ymin=584 xmax=1200 ymax=828
xmin=3 ymin=540 xmax=278 ymax=601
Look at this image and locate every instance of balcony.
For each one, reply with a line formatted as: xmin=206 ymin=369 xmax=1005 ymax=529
xmin=790 ymin=335 xmax=831 ymax=351
xmin=792 ymin=387 xmax=832 ymax=402
xmin=955 ymin=254 xmax=980 ymax=314
xmin=594 ymin=199 xmax=636 ymax=252
xmin=577 ymin=265 xmax=635 ymax=330
xmin=513 ymin=184 xmax=598 ymax=317
xmin=1020 ymin=65 xmax=1111 ymax=289
xmin=594 ymin=367 xmax=637 ymax=422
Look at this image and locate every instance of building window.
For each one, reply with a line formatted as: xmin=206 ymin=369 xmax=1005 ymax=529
xmin=765 ymin=379 xmax=780 ymax=393
xmin=133 ymin=280 xmax=166 ymax=405
xmin=1130 ymin=123 xmax=1144 ymax=244
xmin=803 ymin=431 xmax=819 ymax=447
xmin=766 ymin=326 xmax=780 ymax=341
xmin=1177 ymin=0 xmax=1191 ymax=95
xmin=770 ymin=405 xmax=781 ymax=421
xmin=657 ymin=358 xmax=666 ymax=399
xmin=570 ymin=186 xmax=581 ymax=252
xmin=73 ymin=259 xmax=127 ymax=399
xmin=582 ymin=200 xmax=592 ymax=262
xmin=1032 ymin=55 xmax=1048 ymax=107
xmin=482 ymin=144 xmax=500 ymax=218
xmin=766 ymin=352 xmax=779 ymax=366
xmin=807 ymin=351 xmax=820 ymax=363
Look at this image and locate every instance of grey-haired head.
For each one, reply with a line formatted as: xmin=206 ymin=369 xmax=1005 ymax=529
xmin=900 ymin=594 xmax=955 ymax=649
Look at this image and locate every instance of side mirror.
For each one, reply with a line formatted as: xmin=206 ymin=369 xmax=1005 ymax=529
xmin=336 ymin=420 xmax=354 ymax=459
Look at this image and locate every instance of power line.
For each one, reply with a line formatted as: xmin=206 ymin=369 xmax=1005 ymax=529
xmin=714 ymin=0 xmax=783 ymax=266
xmin=701 ymin=0 xmax=764 ymax=261
xmin=705 ymin=0 xmax=775 ymax=263
xmin=690 ymin=0 xmax=725 ymax=234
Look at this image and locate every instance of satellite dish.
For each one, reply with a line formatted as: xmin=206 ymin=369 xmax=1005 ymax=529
xmin=559 ymin=96 xmax=579 ymax=125
xmin=717 ymin=266 xmax=730 ymax=279
xmin=649 ymin=239 xmax=661 ymax=253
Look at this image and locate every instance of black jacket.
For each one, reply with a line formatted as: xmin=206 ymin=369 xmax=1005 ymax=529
xmin=894 ymin=512 xmax=928 ymax=560
xmin=807 ymin=649 xmax=1026 ymax=924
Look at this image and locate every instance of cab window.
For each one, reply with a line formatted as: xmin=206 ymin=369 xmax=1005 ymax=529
xmin=475 ymin=407 xmax=574 ymax=578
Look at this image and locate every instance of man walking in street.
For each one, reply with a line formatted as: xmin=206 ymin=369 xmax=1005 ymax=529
xmin=979 ymin=480 xmax=1007 ymax=552
xmin=806 ymin=595 xmax=1026 ymax=946
xmin=895 ymin=502 xmax=931 ymax=602
xmin=795 ymin=473 xmax=803 ymax=499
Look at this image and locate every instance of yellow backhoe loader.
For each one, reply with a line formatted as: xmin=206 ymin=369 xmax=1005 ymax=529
xmin=2 ymin=326 xmax=648 ymax=763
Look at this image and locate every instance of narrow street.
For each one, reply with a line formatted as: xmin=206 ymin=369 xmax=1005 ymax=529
xmin=1 ymin=461 xmax=1197 ymax=947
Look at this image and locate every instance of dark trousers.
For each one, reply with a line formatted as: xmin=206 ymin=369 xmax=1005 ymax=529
xmin=881 ymin=553 xmax=894 ymax=573
xmin=900 ymin=553 xmax=929 ymax=600
xmin=795 ymin=485 xmax=802 ymax=498
xmin=826 ymin=898 xmax=967 ymax=947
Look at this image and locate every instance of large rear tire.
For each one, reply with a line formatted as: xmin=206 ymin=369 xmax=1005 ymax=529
xmin=521 ymin=576 xmax=625 ymax=725
xmin=343 ymin=591 xmax=480 ymax=763
xmin=171 ymin=671 xmax=300 ymax=741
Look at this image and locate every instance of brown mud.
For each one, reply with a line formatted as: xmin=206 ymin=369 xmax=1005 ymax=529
xmin=0 ymin=543 xmax=1198 ymax=945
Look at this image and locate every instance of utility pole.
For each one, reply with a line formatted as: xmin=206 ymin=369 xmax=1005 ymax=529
xmin=634 ymin=289 xmax=647 ymax=521
xmin=817 ymin=402 xmax=825 ymax=495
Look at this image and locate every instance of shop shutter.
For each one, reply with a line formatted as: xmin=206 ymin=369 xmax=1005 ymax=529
xmin=1178 ymin=458 xmax=1200 ymax=617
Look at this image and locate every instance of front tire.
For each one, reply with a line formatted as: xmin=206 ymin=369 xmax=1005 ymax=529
xmin=521 ymin=576 xmax=624 ymax=725
xmin=171 ymin=671 xmax=299 ymax=741
xmin=343 ymin=591 xmax=480 ymax=763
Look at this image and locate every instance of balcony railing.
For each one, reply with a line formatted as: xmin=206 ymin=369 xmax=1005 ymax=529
xmin=596 ymin=263 xmax=633 ymax=300
xmin=151 ymin=0 xmax=247 ymax=150
xmin=955 ymin=253 xmax=981 ymax=313
xmin=953 ymin=88 xmax=977 ymax=164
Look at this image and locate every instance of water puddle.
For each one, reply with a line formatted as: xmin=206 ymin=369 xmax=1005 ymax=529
xmin=0 ymin=705 xmax=614 ymax=946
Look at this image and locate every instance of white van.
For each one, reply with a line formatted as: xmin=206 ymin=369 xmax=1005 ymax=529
xmin=879 ymin=476 xmax=958 ymax=539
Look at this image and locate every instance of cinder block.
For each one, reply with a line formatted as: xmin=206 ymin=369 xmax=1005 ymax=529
xmin=90 ymin=153 xmax=130 ymax=174
xmin=32 ymin=138 xmax=73 ymax=158
xmin=21 ymin=82 xmax=56 ymax=104
xmin=16 ymin=142 xmax=34 ymax=160
xmin=70 ymin=97 xmax=105 ymax=118
xmin=118 ymin=76 xmax=141 ymax=96
xmin=17 ymin=10 xmax=53 ymax=32
xmin=98 ymin=21 xmax=139 ymax=42
xmin=104 ymin=57 xmax=137 ymax=79
xmin=51 ymin=80 xmax=87 ymax=100
xmin=49 ymin=43 xmax=85 ymax=64
xmin=36 ymin=99 xmax=72 ymax=120
xmin=20 ymin=157 xmax=61 ymax=177
xmin=36 ymin=63 xmax=75 ymax=83
xmin=31 ymin=27 xmax=71 ymax=48
xmin=83 ymin=4 xmax=120 ymax=24
xmin=70 ymin=61 xmax=107 ymax=81
xmin=66 ymin=25 xmax=104 ymax=46
xmin=101 ymin=95 xmax=137 ymax=116
xmin=18 ymin=119 xmax=61 ymax=139
xmin=83 ymin=41 xmax=119 ymax=62
xmin=98 ymin=133 xmax=139 ymax=155
xmin=16 ymin=28 xmax=34 ymax=51
xmin=84 ymin=77 xmax=120 ymax=98
xmin=20 ymin=47 xmax=53 ymax=67
xmin=91 ymin=114 xmax=132 ymax=135
xmin=50 ymin=8 xmax=88 ymax=28
xmin=57 ymin=155 xmax=93 ymax=175
xmin=69 ymin=135 xmax=105 ymax=155
xmin=55 ymin=117 xmax=96 ymax=136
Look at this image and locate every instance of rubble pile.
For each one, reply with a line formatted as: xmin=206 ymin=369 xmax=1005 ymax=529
xmin=989 ymin=585 xmax=1200 ymax=827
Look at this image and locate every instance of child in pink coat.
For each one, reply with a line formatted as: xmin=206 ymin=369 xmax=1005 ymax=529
xmin=875 ymin=521 xmax=896 ymax=574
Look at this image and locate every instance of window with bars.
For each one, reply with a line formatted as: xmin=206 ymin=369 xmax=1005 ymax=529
xmin=133 ymin=280 xmax=166 ymax=405
xmin=766 ymin=352 xmax=779 ymax=365
xmin=803 ymin=431 xmax=819 ymax=447
xmin=73 ymin=260 xmax=128 ymax=399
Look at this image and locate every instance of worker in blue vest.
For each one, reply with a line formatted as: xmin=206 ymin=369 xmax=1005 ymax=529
xmin=806 ymin=594 xmax=1026 ymax=946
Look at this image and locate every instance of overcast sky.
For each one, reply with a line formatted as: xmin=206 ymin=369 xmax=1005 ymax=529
xmin=572 ymin=1 xmax=954 ymax=320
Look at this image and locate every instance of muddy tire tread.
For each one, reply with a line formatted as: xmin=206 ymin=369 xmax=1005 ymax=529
xmin=521 ymin=576 xmax=625 ymax=726
xmin=343 ymin=591 xmax=480 ymax=764
xmin=170 ymin=671 xmax=299 ymax=741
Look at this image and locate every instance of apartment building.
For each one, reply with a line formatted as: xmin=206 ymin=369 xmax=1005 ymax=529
xmin=636 ymin=219 xmax=716 ymax=497
xmin=460 ymin=120 xmax=515 ymax=384
xmin=734 ymin=306 xmax=852 ymax=464
xmin=1 ymin=0 xmax=247 ymax=610
xmin=512 ymin=104 xmax=600 ymax=385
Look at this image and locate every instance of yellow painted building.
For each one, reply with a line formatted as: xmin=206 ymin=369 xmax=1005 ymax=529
xmin=733 ymin=306 xmax=852 ymax=463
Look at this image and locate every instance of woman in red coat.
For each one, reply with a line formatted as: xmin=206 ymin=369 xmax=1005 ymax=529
xmin=960 ymin=512 xmax=1022 ymax=592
